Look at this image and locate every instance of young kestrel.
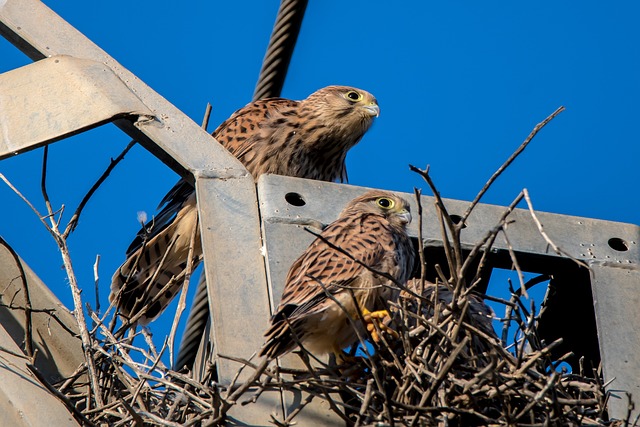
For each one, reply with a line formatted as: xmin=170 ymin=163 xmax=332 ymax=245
xmin=260 ymin=190 xmax=415 ymax=359
xmin=110 ymin=86 xmax=380 ymax=324
xmin=399 ymin=278 xmax=498 ymax=360
xmin=402 ymin=279 xmax=496 ymax=339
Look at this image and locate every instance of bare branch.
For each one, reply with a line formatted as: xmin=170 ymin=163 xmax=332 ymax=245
xmin=0 ymin=172 xmax=54 ymax=237
xmin=201 ymin=102 xmax=213 ymax=131
xmin=64 ymin=139 xmax=136 ymax=237
xmin=168 ymin=215 xmax=199 ymax=367
xmin=461 ymin=106 xmax=565 ymax=224
xmin=523 ymin=188 xmax=589 ymax=269
xmin=0 ymin=236 xmax=33 ymax=358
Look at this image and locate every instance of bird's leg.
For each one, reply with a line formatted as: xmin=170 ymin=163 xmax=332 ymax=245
xmin=361 ymin=308 xmax=399 ymax=342
xmin=330 ymin=346 xmax=366 ymax=380
xmin=332 ymin=346 xmax=356 ymax=365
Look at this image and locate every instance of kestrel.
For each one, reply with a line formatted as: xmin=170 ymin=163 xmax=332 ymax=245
xmin=110 ymin=86 xmax=380 ymax=324
xmin=260 ymin=190 xmax=415 ymax=359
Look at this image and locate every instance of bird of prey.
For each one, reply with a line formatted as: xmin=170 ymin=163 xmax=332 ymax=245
xmin=110 ymin=86 xmax=380 ymax=324
xmin=260 ymin=190 xmax=415 ymax=359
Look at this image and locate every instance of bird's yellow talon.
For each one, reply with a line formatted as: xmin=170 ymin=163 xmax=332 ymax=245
xmin=360 ymin=308 xmax=397 ymax=342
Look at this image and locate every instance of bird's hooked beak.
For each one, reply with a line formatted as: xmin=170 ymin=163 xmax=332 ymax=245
xmin=397 ymin=209 xmax=412 ymax=225
xmin=363 ymin=103 xmax=380 ymax=118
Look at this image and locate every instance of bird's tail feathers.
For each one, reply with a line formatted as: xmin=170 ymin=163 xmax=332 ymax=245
xmin=260 ymin=319 xmax=298 ymax=359
xmin=110 ymin=205 xmax=202 ymax=324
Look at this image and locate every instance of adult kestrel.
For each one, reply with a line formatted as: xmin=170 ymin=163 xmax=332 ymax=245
xmin=260 ymin=190 xmax=415 ymax=359
xmin=110 ymin=86 xmax=380 ymax=324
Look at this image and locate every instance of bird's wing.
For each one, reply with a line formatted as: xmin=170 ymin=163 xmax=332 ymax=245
xmin=275 ymin=217 xmax=386 ymax=320
xmin=124 ymin=98 xmax=298 ymax=255
xmin=212 ymin=97 xmax=299 ymax=162
xmin=125 ymin=178 xmax=193 ymax=256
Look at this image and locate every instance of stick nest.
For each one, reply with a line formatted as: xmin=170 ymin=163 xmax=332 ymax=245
xmin=2 ymin=108 xmax=635 ymax=426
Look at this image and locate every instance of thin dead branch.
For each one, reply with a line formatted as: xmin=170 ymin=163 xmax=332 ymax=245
xmin=461 ymin=106 xmax=565 ymax=224
xmin=0 ymin=236 xmax=34 ymax=358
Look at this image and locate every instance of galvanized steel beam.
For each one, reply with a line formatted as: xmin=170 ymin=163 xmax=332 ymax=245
xmin=258 ymin=176 xmax=639 ymax=264
xmin=1 ymin=0 xmax=637 ymax=423
xmin=0 ymin=324 xmax=80 ymax=426
xmin=0 ymin=243 xmax=82 ymax=426
xmin=589 ymin=263 xmax=640 ymax=418
xmin=0 ymin=55 xmax=152 ymax=159
xmin=0 ymin=0 xmax=246 ymax=179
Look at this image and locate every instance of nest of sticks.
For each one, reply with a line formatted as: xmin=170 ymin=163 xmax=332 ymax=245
xmin=1 ymin=108 xmax=637 ymax=426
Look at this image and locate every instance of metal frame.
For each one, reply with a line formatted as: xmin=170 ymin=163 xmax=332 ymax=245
xmin=0 ymin=243 xmax=83 ymax=426
xmin=0 ymin=0 xmax=638 ymax=424
xmin=257 ymin=174 xmax=640 ymax=421
xmin=0 ymin=0 xmax=272 ymax=424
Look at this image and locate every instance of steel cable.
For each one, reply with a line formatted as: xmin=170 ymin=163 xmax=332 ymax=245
xmin=253 ymin=0 xmax=308 ymax=101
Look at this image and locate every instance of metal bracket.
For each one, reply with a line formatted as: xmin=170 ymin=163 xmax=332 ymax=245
xmin=0 ymin=55 xmax=152 ymax=158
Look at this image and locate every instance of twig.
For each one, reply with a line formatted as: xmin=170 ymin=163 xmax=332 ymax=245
xmin=64 ymin=139 xmax=136 ymax=237
xmin=217 ymin=357 xmax=270 ymax=422
xmin=409 ymin=165 xmax=461 ymax=279
xmin=26 ymin=363 xmax=97 ymax=427
xmin=0 ymin=173 xmax=53 ymax=236
xmin=461 ymin=106 xmax=565 ymax=224
xmin=522 ymin=189 xmax=588 ymax=269
xmin=0 ymin=236 xmax=34 ymax=359
xmin=1 ymin=168 xmax=105 ymax=406
xmin=413 ymin=188 xmax=427 ymax=314
xmin=40 ymin=145 xmax=58 ymax=227
xmin=501 ymin=229 xmax=529 ymax=299
xmin=93 ymin=254 xmax=101 ymax=319
xmin=410 ymin=336 xmax=470 ymax=427
xmin=168 ymin=215 xmax=199 ymax=367
xmin=40 ymin=145 xmax=104 ymax=408
xmin=201 ymin=102 xmax=213 ymax=131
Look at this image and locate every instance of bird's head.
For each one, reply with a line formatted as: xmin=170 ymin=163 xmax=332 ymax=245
xmin=343 ymin=190 xmax=412 ymax=228
xmin=303 ymin=85 xmax=379 ymax=141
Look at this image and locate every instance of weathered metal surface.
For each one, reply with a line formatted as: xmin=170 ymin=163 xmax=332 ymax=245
xmin=257 ymin=173 xmax=640 ymax=422
xmin=0 ymin=55 xmax=153 ymax=159
xmin=195 ymin=176 xmax=285 ymax=426
xmin=0 ymin=0 xmax=637 ymax=423
xmin=0 ymin=244 xmax=82 ymax=426
xmin=589 ymin=263 xmax=640 ymax=419
xmin=257 ymin=175 xmax=639 ymax=265
xmin=0 ymin=242 xmax=84 ymax=385
xmin=0 ymin=0 xmax=247 ymax=180
xmin=0 ymin=324 xmax=79 ymax=426
xmin=195 ymin=177 xmax=270 ymax=378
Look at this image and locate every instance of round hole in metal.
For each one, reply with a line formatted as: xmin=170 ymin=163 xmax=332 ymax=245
xmin=608 ymin=237 xmax=629 ymax=252
xmin=285 ymin=192 xmax=306 ymax=207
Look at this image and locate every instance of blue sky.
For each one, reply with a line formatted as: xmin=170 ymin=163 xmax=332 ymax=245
xmin=0 ymin=1 xmax=638 ymax=353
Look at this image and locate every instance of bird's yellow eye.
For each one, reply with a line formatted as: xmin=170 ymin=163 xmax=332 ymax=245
xmin=345 ymin=90 xmax=363 ymax=102
xmin=376 ymin=197 xmax=395 ymax=209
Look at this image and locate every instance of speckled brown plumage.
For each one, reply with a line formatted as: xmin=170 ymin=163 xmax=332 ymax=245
xmin=110 ymin=86 xmax=380 ymax=324
xmin=260 ymin=190 xmax=415 ymax=359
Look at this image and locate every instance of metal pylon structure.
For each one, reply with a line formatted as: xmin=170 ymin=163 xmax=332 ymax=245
xmin=0 ymin=1 xmax=639 ymax=425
